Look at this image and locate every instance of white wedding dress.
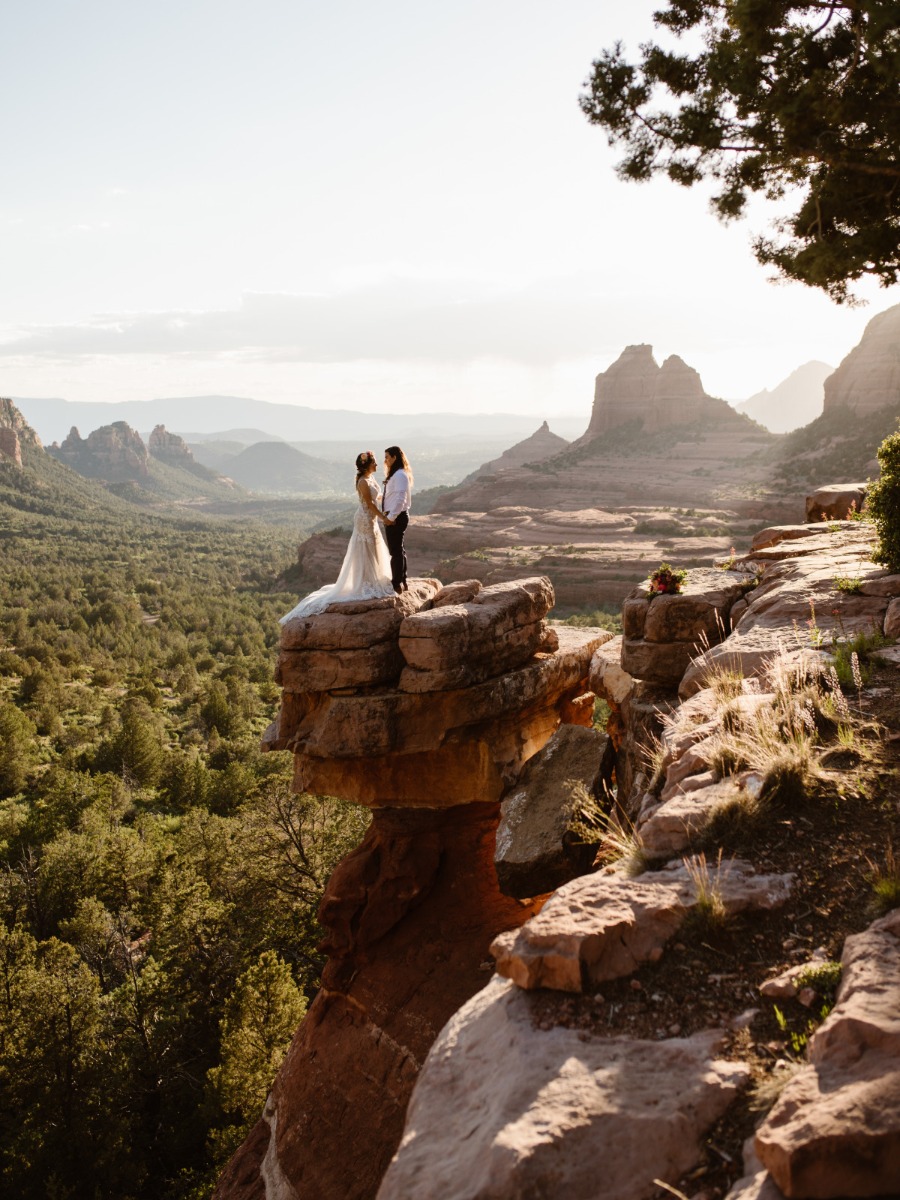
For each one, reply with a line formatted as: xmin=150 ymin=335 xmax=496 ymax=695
xmin=280 ymin=476 xmax=395 ymax=623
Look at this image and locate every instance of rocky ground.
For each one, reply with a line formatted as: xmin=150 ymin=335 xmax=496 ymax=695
xmin=380 ymin=523 xmax=900 ymax=1200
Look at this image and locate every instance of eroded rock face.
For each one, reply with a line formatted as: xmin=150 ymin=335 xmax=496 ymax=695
xmin=378 ymin=977 xmax=751 ymax=1200
xmin=148 ymin=424 xmax=196 ymax=466
xmin=51 ymin=421 xmax=151 ymax=482
xmin=0 ymin=427 xmax=22 ymax=466
xmin=0 ymin=398 xmax=42 ymax=450
xmin=581 ymin=344 xmax=748 ymax=439
xmin=824 ymin=302 xmax=900 ymax=417
xmin=221 ymin=575 xmax=609 ymax=1199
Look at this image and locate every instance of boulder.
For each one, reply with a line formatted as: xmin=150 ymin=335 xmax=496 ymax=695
xmin=751 ymin=524 xmax=825 ymax=552
xmin=430 ymin=579 xmax=482 ymax=607
xmin=621 ymin=637 xmax=698 ymax=687
xmin=491 ymin=858 xmax=793 ymax=993
xmin=377 ymin=977 xmax=750 ymax=1200
xmin=495 ymin=724 xmax=607 ymax=898
xmin=886 ymin=597 xmax=900 ymax=639
xmin=805 ymin=484 xmax=868 ymax=523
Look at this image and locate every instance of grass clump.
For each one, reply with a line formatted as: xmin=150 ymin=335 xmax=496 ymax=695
xmin=682 ymin=851 xmax=729 ymax=932
xmin=830 ymin=627 xmax=890 ymax=689
xmin=866 ymin=841 xmax=900 ymax=915
xmin=833 ymin=575 xmax=863 ymax=594
xmin=567 ymin=783 xmax=647 ymax=878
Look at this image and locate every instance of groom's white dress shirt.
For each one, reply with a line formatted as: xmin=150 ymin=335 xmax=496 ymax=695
xmin=383 ymin=469 xmax=412 ymax=521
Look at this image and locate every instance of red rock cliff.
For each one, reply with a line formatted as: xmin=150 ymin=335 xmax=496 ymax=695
xmin=215 ymin=577 xmax=609 ymax=1199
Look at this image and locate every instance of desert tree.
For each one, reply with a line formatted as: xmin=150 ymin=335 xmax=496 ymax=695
xmin=581 ymin=1 xmax=900 ymax=299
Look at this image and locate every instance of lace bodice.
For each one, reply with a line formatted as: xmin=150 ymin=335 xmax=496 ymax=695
xmin=354 ymin=475 xmax=382 ymax=539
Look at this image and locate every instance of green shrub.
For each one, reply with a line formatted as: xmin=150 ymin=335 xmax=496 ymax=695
xmin=869 ymin=427 xmax=900 ymax=571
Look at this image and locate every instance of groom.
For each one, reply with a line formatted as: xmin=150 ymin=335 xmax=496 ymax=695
xmin=382 ymin=446 xmax=412 ymax=593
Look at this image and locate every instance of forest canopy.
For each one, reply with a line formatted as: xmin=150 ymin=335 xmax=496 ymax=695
xmin=0 ymin=447 xmax=367 ymax=1198
xmin=581 ymin=1 xmax=900 ymax=300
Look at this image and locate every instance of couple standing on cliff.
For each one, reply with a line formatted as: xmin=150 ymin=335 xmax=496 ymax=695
xmin=280 ymin=446 xmax=413 ymax=623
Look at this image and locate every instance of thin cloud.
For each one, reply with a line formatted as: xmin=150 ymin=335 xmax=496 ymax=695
xmin=0 ymin=279 xmax=638 ymax=366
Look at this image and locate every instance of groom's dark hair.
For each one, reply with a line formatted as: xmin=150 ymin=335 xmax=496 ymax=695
xmin=385 ymin=446 xmax=413 ymax=485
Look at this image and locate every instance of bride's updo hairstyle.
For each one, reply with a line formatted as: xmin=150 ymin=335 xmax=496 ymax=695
xmin=355 ymin=450 xmax=376 ymax=481
xmin=384 ymin=445 xmax=414 ymax=486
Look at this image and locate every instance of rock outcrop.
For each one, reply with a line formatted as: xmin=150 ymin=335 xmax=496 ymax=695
xmin=621 ymin=566 xmax=755 ymax=687
xmin=376 ymin=521 xmax=900 ymax=1200
xmin=464 ymin=420 xmax=569 ymax=481
xmin=219 ymin=577 xmax=611 ymax=1199
xmin=0 ymin=398 xmax=42 ymax=457
xmin=680 ymin=523 xmax=894 ymax=698
xmin=50 ymin=421 xmax=151 ymax=482
xmin=0 ymin=427 xmax=22 ymax=467
xmin=580 ymin=344 xmax=748 ymax=441
xmin=824 ymin=301 xmax=900 ymax=416
xmin=492 ymin=858 xmax=792 ymax=993
xmin=148 ymin=424 xmax=196 ymax=466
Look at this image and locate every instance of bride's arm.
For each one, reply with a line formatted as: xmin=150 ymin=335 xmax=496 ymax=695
xmin=357 ymin=478 xmax=386 ymax=521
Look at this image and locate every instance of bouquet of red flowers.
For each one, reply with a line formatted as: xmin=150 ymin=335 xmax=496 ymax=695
xmin=648 ymin=562 xmax=687 ymax=595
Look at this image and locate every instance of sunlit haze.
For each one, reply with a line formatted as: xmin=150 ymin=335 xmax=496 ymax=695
xmin=3 ymin=0 xmax=897 ymax=419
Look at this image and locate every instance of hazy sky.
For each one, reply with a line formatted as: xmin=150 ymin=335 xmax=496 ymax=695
xmin=3 ymin=0 xmax=897 ymax=419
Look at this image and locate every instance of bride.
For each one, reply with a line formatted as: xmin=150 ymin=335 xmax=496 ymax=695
xmin=279 ymin=451 xmax=395 ymax=623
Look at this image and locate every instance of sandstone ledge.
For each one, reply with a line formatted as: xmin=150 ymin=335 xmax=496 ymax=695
xmin=378 ymin=977 xmax=750 ymax=1200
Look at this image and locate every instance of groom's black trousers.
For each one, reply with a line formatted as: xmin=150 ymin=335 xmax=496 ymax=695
xmin=385 ymin=511 xmax=409 ymax=591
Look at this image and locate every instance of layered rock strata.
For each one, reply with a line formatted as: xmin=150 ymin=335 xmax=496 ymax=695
xmin=621 ymin=567 xmax=755 ymax=687
xmin=220 ymin=577 xmax=610 ymax=1199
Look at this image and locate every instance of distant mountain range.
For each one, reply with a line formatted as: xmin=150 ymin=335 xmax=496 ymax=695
xmin=13 ymin=395 xmax=589 ymax=446
xmin=734 ymin=361 xmax=834 ymax=433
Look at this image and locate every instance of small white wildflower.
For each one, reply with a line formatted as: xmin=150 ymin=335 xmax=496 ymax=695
xmin=851 ymin=651 xmax=862 ymax=691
